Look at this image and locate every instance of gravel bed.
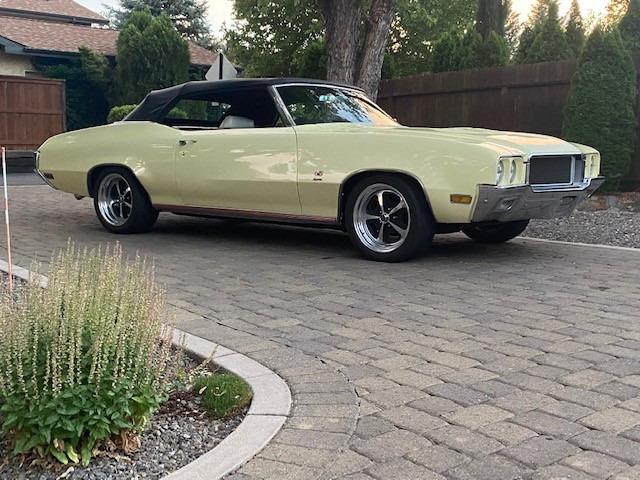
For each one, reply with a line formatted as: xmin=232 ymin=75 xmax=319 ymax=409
xmin=0 ymin=366 xmax=247 ymax=480
xmin=525 ymin=208 xmax=640 ymax=249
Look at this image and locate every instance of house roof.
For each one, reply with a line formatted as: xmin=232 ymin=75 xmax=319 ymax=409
xmin=0 ymin=0 xmax=107 ymax=24
xmin=0 ymin=15 xmax=216 ymax=66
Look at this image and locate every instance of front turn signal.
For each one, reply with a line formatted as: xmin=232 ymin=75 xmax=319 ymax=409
xmin=450 ymin=194 xmax=473 ymax=205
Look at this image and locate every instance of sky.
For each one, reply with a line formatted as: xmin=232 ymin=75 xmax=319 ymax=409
xmin=77 ymin=0 xmax=610 ymax=37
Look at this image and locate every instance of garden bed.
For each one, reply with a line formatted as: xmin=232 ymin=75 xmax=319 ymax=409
xmin=0 ymin=351 xmax=249 ymax=480
xmin=0 ymin=249 xmax=252 ymax=480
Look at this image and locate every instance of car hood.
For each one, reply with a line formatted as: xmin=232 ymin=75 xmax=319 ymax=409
xmin=403 ymin=126 xmax=582 ymax=156
xmin=309 ymin=124 xmax=583 ymax=157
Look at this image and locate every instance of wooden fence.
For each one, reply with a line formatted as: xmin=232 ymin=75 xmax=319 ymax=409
xmin=377 ymin=56 xmax=640 ymax=189
xmin=0 ymin=75 xmax=65 ymax=151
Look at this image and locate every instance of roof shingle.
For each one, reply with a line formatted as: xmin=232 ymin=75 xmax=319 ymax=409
xmin=0 ymin=0 xmax=107 ymax=23
xmin=0 ymin=15 xmax=215 ymax=66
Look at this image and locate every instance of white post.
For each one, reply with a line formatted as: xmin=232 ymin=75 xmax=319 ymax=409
xmin=1 ymin=147 xmax=13 ymax=292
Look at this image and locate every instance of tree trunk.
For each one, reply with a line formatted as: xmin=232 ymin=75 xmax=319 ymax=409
xmin=356 ymin=0 xmax=396 ymax=98
xmin=317 ymin=0 xmax=396 ymax=99
xmin=317 ymin=0 xmax=363 ymax=85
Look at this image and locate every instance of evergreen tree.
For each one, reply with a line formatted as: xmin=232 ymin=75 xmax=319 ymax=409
xmin=431 ymin=31 xmax=465 ymax=72
xmin=521 ymin=1 xmax=573 ymax=63
xmin=110 ymin=0 xmax=211 ymax=46
xmin=114 ymin=10 xmax=190 ymax=104
xmin=563 ymin=26 xmax=637 ymax=191
xmin=565 ymin=0 xmax=585 ymax=56
xmin=606 ymin=0 xmax=630 ymax=24
xmin=620 ymin=0 xmax=640 ymax=49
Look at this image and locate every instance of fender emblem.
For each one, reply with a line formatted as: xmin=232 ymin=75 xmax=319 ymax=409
xmin=313 ymin=170 xmax=324 ymax=181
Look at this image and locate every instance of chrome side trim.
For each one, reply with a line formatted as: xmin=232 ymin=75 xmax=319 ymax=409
xmin=154 ymin=203 xmax=339 ymax=226
xmin=472 ymin=177 xmax=604 ymax=223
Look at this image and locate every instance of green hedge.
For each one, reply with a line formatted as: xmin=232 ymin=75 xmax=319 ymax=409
xmin=563 ymin=26 xmax=637 ymax=192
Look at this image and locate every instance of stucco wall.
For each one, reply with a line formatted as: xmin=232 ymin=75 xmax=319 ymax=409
xmin=0 ymin=47 xmax=33 ymax=76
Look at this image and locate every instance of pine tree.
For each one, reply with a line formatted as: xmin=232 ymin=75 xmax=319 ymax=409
xmin=521 ymin=1 xmax=573 ymax=63
xmin=565 ymin=0 xmax=585 ymax=56
xmin=563 ymin=26 xmax=637 ymax=191
xmin=606 ymin=0 xmax=630 ymax=24
xmin=620 ymin=0 xmax=640 ymax=49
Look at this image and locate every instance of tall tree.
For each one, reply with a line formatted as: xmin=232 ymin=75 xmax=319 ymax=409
xmin=110 ymin=0 xmax=211 ymax=46
xmin=606 ymin=0 xmax=630 ymax=24
xmin=518 ymin=0 xmax=572 ymax=63
xmin=476 ymin=0 xmax=509 ymax=37
xmin=563 ymin=25 xmax=636 ymax=191
xmin=620 ymin=0 xmax=640 ymax=49
xmin=388 ymin=0 xmax=476 ymax=77
xmin=225 ymin=0 xmax=323 ymax=78
xmin=114 ymin=10 xmax=190 ymax=104
xmin=565 ymin=0 xmax=585 ymax=56
xmin=316 ymin=0 xmax=397 ymax=98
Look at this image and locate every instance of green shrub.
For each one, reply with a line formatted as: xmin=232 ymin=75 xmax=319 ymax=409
xmin=563 ymin=25 xmax=637 ymax=192
xmin=522 ymin=1 xmax=573 ymax=63
xmin=620 ymin=0 xmax=640 ymax=50
xmin=107 ymin=105 xmax=188 ymax=123
xmin=114 ymin=10 xmax=190 ymax=104
xmin=193 ymin=374 xmax=252 ymax=419
xmin=107 ymin=104 xmax=137 ymax=123
xmin=0 ymin=243 xmax=173 ymax=465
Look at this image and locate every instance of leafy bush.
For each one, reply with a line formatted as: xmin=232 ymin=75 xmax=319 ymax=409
xmin=193 ymin=374 xmax=252 ymax=419
xmin=107 ymin=104 xmax=137 ymax=123
xmin=35 ymin=47 xmax=111 ymax=131
xmin=108 ymin=105 xmax=188 ymax=123
xmin=431 ymin=30 xmax=507 ymax=73
xmin=563 ymin=25 xmax=637 ymax=192
xmin=0 ymin=244 xmax=173 ymax=465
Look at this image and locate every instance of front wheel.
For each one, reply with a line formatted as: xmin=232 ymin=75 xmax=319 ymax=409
xmin=93 ymin=168 xmax=158 ymax=234
xmin=345 ymin=175 xmax=435 ymax=262
xmin=462 ymin=220 xmax=529 ymax=243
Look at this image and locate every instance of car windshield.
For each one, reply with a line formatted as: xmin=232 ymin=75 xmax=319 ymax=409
xmin=277 ymin=85 xmax=397 ymax=127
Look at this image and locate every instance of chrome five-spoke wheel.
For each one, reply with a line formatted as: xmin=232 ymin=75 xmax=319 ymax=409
xmin=353 ymin=184 xmax=411 ymax=253
xmin=97 ymin=173 xmax=133 ymax=227
xmin=93 ymin=168 xmax=158 ymax=234
xmin=345 ymin=175 xmax=434 ymax=262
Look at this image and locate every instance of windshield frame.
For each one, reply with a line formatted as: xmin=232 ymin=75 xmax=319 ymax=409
xmin=270 ymin=83 xmax=397 ymax=127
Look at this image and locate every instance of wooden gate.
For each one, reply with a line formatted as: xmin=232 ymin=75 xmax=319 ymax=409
xmin=0 ymin=75 xmax=65 ymax=151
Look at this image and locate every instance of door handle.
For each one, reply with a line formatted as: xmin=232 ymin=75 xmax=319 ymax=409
xmin=178 ymin=139 xmax=197 ymax=146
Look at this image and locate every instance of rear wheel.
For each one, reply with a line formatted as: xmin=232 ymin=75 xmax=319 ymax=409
xmin=93 ymin=168 xmax=158 ymax=234
xmin=462 ymin=220 xmax=529 ymax=243
xmin=345 ymin=175 xmax=434 ymax=262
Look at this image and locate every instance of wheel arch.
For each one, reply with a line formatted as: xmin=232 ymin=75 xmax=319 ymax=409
xmin=87 ymin=164 xmax=149 ymax=199
xmin=338 ymin=169 xmax=434 ymax=227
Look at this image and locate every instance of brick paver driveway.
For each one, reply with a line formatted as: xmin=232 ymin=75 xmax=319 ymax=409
xmin=5 ymin=185 xmax=640 ymax=480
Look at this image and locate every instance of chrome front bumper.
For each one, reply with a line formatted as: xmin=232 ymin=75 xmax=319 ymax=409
xmin=471 ymin=177 xmax=605 ymax=223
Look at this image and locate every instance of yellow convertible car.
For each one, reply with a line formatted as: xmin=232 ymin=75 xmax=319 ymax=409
xmin=37 ymin=78 xmax=604 ymax=262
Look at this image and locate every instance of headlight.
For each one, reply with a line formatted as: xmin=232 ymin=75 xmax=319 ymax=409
xmin=496 ymin=160 xmax=505 ymax=184
xmin=509 ymin=158 xmax=517 ymax=184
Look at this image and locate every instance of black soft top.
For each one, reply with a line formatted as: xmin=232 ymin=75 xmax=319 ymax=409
xmin=124 ymin=78 xmax=363 ymax=123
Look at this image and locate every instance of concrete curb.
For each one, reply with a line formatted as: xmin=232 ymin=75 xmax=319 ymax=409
xmin=0 ymin=261 xmax=292 ymax=480
xmin=519 ymin=236 xmax=640 ymax=253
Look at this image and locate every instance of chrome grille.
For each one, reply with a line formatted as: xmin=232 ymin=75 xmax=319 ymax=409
xmin=529 ymin=155 xmax=584 ymax=186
